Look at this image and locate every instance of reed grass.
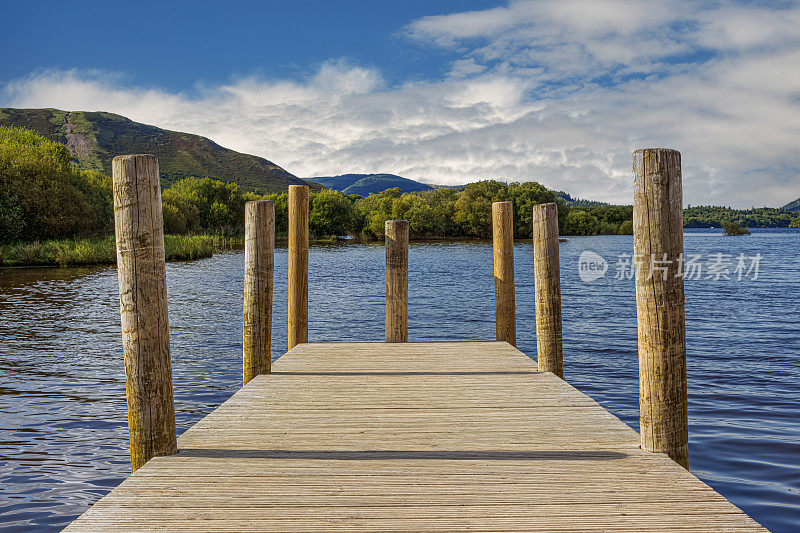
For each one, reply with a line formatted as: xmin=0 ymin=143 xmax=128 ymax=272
xmin=0 ymin=235 xmax=243 ymax=267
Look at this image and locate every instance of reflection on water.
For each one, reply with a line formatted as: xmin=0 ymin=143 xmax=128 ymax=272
xmin=1 ymin=229 xmax=799 ymax=531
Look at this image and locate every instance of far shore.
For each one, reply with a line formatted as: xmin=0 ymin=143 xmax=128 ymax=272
xmin=4 ymin=227 xmax=798 ymax=269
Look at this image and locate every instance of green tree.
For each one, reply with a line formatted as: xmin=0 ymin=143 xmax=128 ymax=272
xmin=563 ymin=210 xmax=600 ymax=235
xmin=452 ymin=181 xmax=509 ymax=238
xmin=353 ymin=188 xmax=402 ymax=238
xmin=0 ymin=126 xmax=112 ymax=243
xmin=161 ymin=177 xmax=247 ymax=234
xmin=598 ymin=221 xmax=619 ymax=234
xmin=508 ymin=181 xmax=558 ymax=238
xmin=262 ymin=192 xmax=288 ymax=234
xmin=618 ymin=219 xmax=633 ymax=234
xmin=421 ymin=188 xmax=459 ymax=237
xmin=588 ymin=205 xmax=633 ymax=233
xmin=310 ymin=189 xmax=353 ymax=237
xmin=162 ymin=203 xmax=188 ymax=234
xmin=209 ymin=201 xmax=232 ymax=230
xmin=161 ymin=187 xmax=201 ymax=233
xmin=393 ymin=194 xmax=438 ymax=237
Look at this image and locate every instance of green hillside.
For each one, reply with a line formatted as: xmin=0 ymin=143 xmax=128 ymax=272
xmin=311 ymin=173 xmax=434 ymax=195
xmin=0 ymin=108 xmax=306 ymax=193
xmin=783 ymin=198 xmax=800 ymax=212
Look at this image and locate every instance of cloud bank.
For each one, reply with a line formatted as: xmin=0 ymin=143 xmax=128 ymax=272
xmin=3 ymin=1 xmax=800 ymax=207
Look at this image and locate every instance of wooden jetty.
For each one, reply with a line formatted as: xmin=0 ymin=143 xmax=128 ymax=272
xmin=65 ymin=150 xmax=766 ymax=530
xmin=66 ymin=341 xmax=764 ymax=531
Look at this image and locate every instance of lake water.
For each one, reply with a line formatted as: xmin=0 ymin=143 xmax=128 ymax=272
xmin=1 ymin=229 xmax=798 ymax=532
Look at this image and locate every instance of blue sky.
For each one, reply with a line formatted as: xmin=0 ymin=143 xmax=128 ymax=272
xmin=2 ymin=1 xmax=497 ymax=91
xmin=2 ymin=0 xmax=799 ymax=207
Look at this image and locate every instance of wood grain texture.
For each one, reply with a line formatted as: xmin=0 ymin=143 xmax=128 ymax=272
xmin=385 ymin=220 xmax=409 ymax=342
xmin=112 ymin=154 xmax=177 ymax=472
xmin=532 ymin=203 xmax=563 ymax=378
xmin=65 ymin=342 xmax=763 ymax=531
xmin=288 ymin=185 xmax=309 ymax=349
xmin=492 ymin=201 xmax=516 ymax=346
xmin=243 ymin=200 xmax=275 ymax=385
xmin=633 ymin=148 xmax=689 ymax=469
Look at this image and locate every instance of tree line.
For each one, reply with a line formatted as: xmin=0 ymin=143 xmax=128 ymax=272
xmin=158 ymin=178 xmax=635 ymax=239
xmin=2 ymin=125 xmax=798 ymax=246
xmin=684 ymin=205 xmax=798 ymax=228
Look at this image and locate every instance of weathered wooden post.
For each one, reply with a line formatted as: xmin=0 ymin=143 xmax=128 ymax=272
xmin=492 ymin=201 xmax=516 ymax=346
xmin=288 ymin=185 xmax=309 ymax=350
xmin=112 ymin=154 xmax=177 ymax=472
xmin=243 ymin=200 xmax=275 ymax=385
xmin=532 ymin=203 xmax=563 ymax=378
xmin=633 ymin=148 xmax=689 ymax=469
xmin=385 ymin=219 xmax=409 ymax=342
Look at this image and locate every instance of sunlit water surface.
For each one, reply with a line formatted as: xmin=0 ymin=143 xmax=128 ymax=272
xmin=1 ymin=229 xmax=798 ymax=531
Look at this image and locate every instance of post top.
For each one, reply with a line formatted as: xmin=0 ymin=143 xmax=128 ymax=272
xmin=532 ymin=202 xmax=558 ymax=222
xmin=633 ymin=148 xmax=681 ymax=156
xmin=245 ymin=199 xmax=275 ymax=207
xmin=633 ymin=149 xmax=681 ymax=178
xmin=385 ymin=219 xmax=409 ymax=227
xmin=112 ymin=154 xmax=157 ymax=163
xmin=288 ymin=184 xmax=309 ymax=190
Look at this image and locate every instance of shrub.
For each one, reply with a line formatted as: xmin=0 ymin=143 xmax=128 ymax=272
xmin=721 ymin=220 xmax=751 ymax=236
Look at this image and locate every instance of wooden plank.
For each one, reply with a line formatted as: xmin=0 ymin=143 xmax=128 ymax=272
xmin=65 ymin=341 xmax=765 ymax=531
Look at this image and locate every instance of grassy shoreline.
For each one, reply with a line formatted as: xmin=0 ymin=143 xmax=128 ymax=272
xmin=9 ymin=227 xmax=780 ymax=268
xmin=0 ymin=235 xmax=242 ymax=267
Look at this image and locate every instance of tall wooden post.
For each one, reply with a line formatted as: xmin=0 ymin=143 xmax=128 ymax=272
xmin=385 ymin=220 xmax=409 ymax=342
xmin=532 ymin=203 xmax=563 ymax=378
xmin=492 ymin=201 xmax=516 ymax=346
xmin=112 ymin=154 xmax=177 ymax=472
xmin=243 ymin=200 xmax=275 ymax=385
xmin=288 ymin=185 xmax=309 ymax=350
xmin=633 ymin=148 xmax=689 ymax=469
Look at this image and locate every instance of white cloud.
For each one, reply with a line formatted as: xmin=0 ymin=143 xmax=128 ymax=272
xmin=406 ymin=0 xmax=690 ymax=80
xmin=2 ymin=2 xmax=800 ymax=208
xmin=697 ymin=6 xmax=800 ymax=51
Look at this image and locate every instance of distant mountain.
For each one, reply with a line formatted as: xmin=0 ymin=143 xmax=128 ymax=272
xmin=0 ymin=108 xmax=306 ymax=193
xmin=783 ymin=198 xmax=800 ymax=212
xmin=311 ymin=173 xmax=434 ymax=196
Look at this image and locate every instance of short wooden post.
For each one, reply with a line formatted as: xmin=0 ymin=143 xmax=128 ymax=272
xmin=112 ymin=154 xmax=177 ymax=472
xmin=288 ymin=185 xmax=309 ymax=350
xmin=492 ymin=201 xmax=516 ymax=346
xmin=633 ymin=148 xmax=689 ymax=469
xmin=385 ymin=220 xmax=409 ymax=342
xmin=243 ymin=200 xmax=275 ymax=385
xmin=532 ymin=203 xmax=563 ymax=378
